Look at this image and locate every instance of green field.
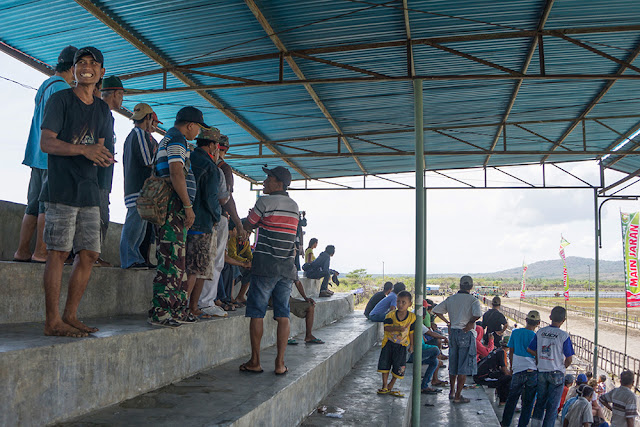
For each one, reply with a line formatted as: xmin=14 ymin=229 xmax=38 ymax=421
xmin=523 ymin=297 xmax=633 ymax=315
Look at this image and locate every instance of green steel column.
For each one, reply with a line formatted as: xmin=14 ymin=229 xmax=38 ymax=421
xmin=593 ymin=189 xmax=600 ymax=375
xmin=412 ymin=78 xmax=425 ymax=426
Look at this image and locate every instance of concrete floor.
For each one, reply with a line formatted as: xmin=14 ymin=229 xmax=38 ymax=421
xmin=301 ymin=344 xmax=413 ymax=426
xmin=57 ymin=313 xmax=376 ymax=426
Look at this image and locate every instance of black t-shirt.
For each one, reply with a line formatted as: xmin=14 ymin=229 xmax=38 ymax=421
xmin=364 ymin=291 xmax=386 ymax=317
xmin=476 ymin=348 xmax=507 ymax=379
xmin=97 ymin=114 xmax=115 ymax=191
xmin=40 ymin=89 xmax=111 ymax=207
xmin=482 ymin=308 xmax=507 ymax=336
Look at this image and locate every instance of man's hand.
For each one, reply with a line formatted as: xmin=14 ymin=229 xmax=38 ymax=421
xmin=462 ymin=323 xmax=474 ymax=332
xmin=184 ymin=207 xmax=195 ymax=229
xmin=236 ymin=227 xmax=248 ymax=241
xmin=409 ymin=345 xmax=414 ymax=354
xmin=83 ymin=144 xmax=114 ymax=167
xmin=306 ymin=297 xmax=316 ymax=306
xmin=243 ymin=261 xmax=251 ymax=269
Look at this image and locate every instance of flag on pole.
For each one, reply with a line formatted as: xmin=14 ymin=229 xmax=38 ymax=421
xmin=620 ymin=212 xmax=640 ymax=308
xmin=559 ymin=236 xmax=570 ymax=301
xmin=520 ymin=260 xmax=528 ymax=299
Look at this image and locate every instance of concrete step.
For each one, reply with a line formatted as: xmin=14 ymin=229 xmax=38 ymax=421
xmin=57 ymin=312 xmax=378 ymax=427
xmin=0 ymin=293 xmax=353 ymax=426
xmin=300 ymin=344 xmax=413 ymax=426
xmin=0 ymin=261 xmax=322 ymax=324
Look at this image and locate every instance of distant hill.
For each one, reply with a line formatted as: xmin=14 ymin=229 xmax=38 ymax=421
xmin=471 ymin=257 xmax=623 ymax=281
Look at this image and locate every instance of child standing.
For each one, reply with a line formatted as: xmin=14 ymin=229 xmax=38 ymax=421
xmin=377 ymin=290 xmax=415 ymax=397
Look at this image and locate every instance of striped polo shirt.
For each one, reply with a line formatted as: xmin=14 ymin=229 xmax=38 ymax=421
xmin=154 ymin=127 xmax=196 ymax=202
xmin=247 ymin=191 xmax=299 ymax=280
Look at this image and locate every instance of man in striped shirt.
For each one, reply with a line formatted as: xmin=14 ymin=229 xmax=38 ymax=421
xmin=119 ymin=103 xmax=159 ymax=269
xmin=599 ymin=370 xmax=638 ymax=427
xmin=240 ymin=166 xmax=299 ymax=375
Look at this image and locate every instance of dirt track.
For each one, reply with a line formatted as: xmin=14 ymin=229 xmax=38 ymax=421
xmin=500 ymin=298 xmax=640 ymax=359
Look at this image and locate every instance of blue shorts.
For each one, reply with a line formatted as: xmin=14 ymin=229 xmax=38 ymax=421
xmin=448 ymin=328 xmax=477 ymax=376
xmin=245 ymin=275 xmax=292 ymax=319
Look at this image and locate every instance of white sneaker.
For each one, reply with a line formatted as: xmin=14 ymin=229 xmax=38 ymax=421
xmin=201 ymin=305 xmax=228 ymax=317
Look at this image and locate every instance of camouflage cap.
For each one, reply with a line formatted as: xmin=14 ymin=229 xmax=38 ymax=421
xmin=195 ymin=126 xmax=221 ymax=143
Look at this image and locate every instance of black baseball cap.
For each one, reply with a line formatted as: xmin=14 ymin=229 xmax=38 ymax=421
xmin=262 ymin=166 xmax=292 ymax=187
xmin=58 ymin=46 xmax=78 ymax=65
xmin=74 ymin=46 xmax=104 ymax=66
xmin=101 ymin=75 xmax=123 ymax=91
xmin=176 ymin=106 xmax=210 ymax=128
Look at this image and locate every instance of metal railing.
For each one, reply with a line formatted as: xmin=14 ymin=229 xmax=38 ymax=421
xmin=480 ymin=297 xmax=640 ymax=391
xmin=525 ymin=297 xmax=640 ymax=330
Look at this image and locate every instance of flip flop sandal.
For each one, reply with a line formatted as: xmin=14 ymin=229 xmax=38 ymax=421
xmin=389 ymin=390 xmax=405 ymax=398
xmin=197 ymin=313 xmax=213 ymax=320
xmin=305 ymin=338 xmax=325 ymax=344
xmin=287 ymin=339 xmax=298 ymax=345
xmin=453 ymin=397 xmax=471 ymax=404
xmin=239 ymin=363 xmax=263 ymax=374
xmin=275 ymin=366 xmax=288 ymax=375
xmin=377 ymin=388 xmax=390 ymax=395
xmin=421 ymin=388 xmax=441 ymax=394
xmin=448 ymin=394 xmax=455 ymax=400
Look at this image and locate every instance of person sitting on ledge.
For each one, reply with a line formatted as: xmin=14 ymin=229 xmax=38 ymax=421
xmin=367 ymin=282 xmax=406 ymax=322
xmin=364 ymin=281 xmax=393 ymax=319
xmin=304 ymin=244 xmax=339 ymax=298
xmin=287 ymin=279 xmax=324 ymax=345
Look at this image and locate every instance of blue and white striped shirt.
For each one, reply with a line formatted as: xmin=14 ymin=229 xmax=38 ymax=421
xmin=155 ymin=127 xmax=196 ymax=202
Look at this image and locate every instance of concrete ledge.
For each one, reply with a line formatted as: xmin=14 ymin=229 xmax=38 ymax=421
xmin=301 ymin=344 xmax=414 ymax=426
xmin=0 ymin=262 xmax=325 ymax=324
xmin=0 ymin=200 xmax=123 ymax=266
xmin=0 ymin=293 xmax=354 ymax=426
xmin=60 ymin=311 xmax=376 ymax=427
xmin=0 ymin=261 xmax=154 ymax=324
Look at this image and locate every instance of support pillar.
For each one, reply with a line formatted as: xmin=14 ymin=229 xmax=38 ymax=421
xmin=593 ymin=188 xmax=600 ymax=375
xmin=412 ymin=78 xmax=425 ymax=426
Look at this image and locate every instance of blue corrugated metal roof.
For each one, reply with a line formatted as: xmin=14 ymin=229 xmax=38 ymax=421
xmin=1 ymin=0 xmax=640 ymax=183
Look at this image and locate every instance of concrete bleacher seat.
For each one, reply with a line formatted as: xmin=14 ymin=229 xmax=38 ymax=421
xmin=0 ymin=293 xmax=356 ymax=426
xmin=46 ymin=312 xmax=375 ymax=426
xmin=0 ymin=261 xmax=155 ymax=324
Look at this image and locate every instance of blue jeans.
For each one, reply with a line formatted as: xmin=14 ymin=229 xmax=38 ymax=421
xmin=531 ymin=370 xmax=564 ymax=427
xmin=245 ymin=275 xmax=292 ymax=318
xmin=419 ymin=346 xmax=440 ymax=389
xmin=501 ymin=370 xmax=538 ymax=427
xmin=119 ymin=206 xmax=148 ymax=268
xmin=368 ymin=311 xmax=387 ymax=322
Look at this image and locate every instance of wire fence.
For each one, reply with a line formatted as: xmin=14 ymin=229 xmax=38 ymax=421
xmin=525 ymin=297 xmax=640 ymax=330
xmin=480 ymin=297 xmax=640 ymax=391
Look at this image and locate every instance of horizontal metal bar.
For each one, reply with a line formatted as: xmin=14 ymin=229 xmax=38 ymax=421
xmin=125 ymin=73 xmax=640 ymax=94
xmin=269 ymin=184 xmax=599 ymax=191
xmin=227 ymin=150 xmax=640 ymax=159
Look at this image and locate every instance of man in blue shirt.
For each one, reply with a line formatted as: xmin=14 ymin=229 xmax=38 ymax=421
xmin=304 ymin=245 xmax=339 ymax=297
xmin=368 ymin=282 xmax=406 ymax=322
xmin=527 ymin=306 xmax=574 ymax=427
xmin=501 ymin=310 xmax=540 ymax=427
xmin=14 ymin=46 xmax=77 ymax=264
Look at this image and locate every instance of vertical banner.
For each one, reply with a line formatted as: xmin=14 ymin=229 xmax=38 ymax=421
xmin=520 ymin=261 xmax=528 ymax=299
xmin=620 ymin=212 xmax=640 ymax=308
xmin=559 ymin=236 xmax=570 ymax=301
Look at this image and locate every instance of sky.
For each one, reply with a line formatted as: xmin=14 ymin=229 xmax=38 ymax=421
xmin=2 ymin=51 xmax=640 ymax=276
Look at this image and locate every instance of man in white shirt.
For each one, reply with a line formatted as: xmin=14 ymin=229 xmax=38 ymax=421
xmin=433 ymin=275 xmax=483 ymax=404
xmin=527 ymin=306 xmax=574 ymax=427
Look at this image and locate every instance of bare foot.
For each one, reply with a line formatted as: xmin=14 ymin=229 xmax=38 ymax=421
xmin=63 ymin=317 xmax=98 ymax=333
xmin=13 ymin=250 xmax=32 ymax=261
xmin=44 ymin=321 xmax=88 ymax=338
xmin=239 ymin=361 xmax=263 ymax=373
xmin=191 ymin=308 xmax=203 ymax=316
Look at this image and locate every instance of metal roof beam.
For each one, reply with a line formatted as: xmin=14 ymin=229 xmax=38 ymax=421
xmin=422 ymin=41 xmax=522 ymax=76
xmin=289 ymin=52 xmax=390 ymax=78
xmin=557 ymin=34 xmax=640 ymax=74
xmin=601 ymin=167 xmax=640 ymax=193
xmin=484 ymin=0 xmax=555 ymax=167
xmin=227 ymin=149 xmax=640 ymax=159
xmin=603 ymin=121 xmax=640 ymax=167
xmin=0 ymin=41 xmax=54 ymax=75
xmin=244 ymin=0 xmax=367 ymax=175
xmin=72 ymin=0 xmax=310 ymax=180
xmin=117 ymin=24 xmax=640 ymax=82
xmin=402 ymin=0 xmax=415 ymax=77
xmin=540 ymin=38 xmax=640 ymax=162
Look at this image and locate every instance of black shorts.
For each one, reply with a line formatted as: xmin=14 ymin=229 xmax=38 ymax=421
xmin=377 ymin=342 xmax=407 ymax=379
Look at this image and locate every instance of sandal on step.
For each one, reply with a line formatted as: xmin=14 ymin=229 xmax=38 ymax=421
xmin=287 ymin=339 xmax=298 ymax=345
xmin=421 ymin=388 xmax=442 ymax=394
xmin=453 ymin=397 xmax=471 ymax=404
xmin=389 ymin=390 xmax=405 ymax=398
xmin=377 ymin=388 xmax=390 ymax=395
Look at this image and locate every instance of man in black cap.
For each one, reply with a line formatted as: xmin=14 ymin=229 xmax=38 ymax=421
xmin=14 ymin=45 xmax=78 ymax=264
xmin=40 ymin=46 xmax=114 ymax=337
xmin=95 ymin=75 xmax=125 ymax=267
xmin=148 ymin=106 xmax=209 ymax=327
xmin=240 ymin=166 xmax=299 ymax=374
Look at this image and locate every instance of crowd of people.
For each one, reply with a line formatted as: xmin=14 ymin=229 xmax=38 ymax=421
xmin=363 ymin=276 xmax=638 ymax=426
xmin=14 ymin=45 xmax=344 ymax=374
